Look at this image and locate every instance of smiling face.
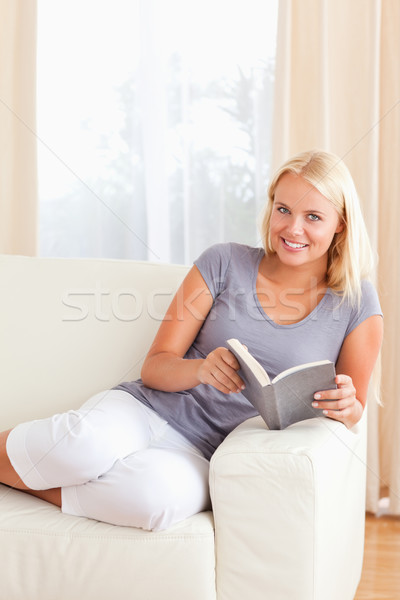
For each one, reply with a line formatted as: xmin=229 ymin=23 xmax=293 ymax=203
xmin=269 ymin=172 xmax=344 ymax=272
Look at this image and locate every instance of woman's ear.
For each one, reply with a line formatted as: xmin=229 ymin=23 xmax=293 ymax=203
xmin=335 ymin=220 xmax=345 ymax=234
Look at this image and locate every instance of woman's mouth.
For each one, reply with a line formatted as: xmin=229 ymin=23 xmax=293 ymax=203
xmin=282 ymin=238 xmax=308 ymax=249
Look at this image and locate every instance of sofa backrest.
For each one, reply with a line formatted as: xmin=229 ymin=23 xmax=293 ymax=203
xmin=0 ymin=255 xmax=189 ymax=429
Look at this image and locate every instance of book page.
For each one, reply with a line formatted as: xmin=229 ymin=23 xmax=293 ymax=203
xmin=226 ymin=339 xmax=271 ymax=386
xmin=271 ymin=360 xmax=331 ymax=384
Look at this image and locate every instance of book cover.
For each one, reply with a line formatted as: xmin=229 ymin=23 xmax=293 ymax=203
xmin=226 ymin=338 xmax=337 ymax=429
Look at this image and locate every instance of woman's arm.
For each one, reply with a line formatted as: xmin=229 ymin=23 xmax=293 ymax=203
xmin=312 ymin=314 xmax=383 ymax=427
xmin=140 ymin=265 xmax=244 ymax=394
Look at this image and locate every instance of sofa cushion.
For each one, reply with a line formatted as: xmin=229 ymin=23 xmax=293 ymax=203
xmin=0 ymin=484 xmax=216 ymax=600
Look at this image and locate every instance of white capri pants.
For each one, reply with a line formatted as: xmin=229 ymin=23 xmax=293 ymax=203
xmin=6 ymin=390 xmax=211 ymax=531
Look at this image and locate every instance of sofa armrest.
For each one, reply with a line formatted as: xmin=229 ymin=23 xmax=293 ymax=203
xmin=210 ymin=415 xmax=366 ymax=600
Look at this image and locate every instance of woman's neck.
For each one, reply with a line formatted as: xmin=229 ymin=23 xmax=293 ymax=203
xmin=256 ymin=253 xmax=329 ymax=325
xmin=259 ymin=253 xmax=328 ymax=291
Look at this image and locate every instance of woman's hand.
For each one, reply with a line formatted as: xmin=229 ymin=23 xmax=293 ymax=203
xmin=312 ymin=374 xmax=363 ymax=428
xmin=197 ymin=347 xmax=245 ymax=394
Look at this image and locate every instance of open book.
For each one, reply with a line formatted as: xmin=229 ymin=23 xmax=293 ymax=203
xmin=226 ymin=338 xmax=337 ymax=429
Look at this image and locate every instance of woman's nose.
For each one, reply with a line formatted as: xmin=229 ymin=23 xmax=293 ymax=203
xmin=286 ymin=215 xmax=304 ymax=236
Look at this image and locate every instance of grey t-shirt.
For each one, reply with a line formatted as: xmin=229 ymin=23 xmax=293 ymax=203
xmin=116 ymin=243 xmax=382 ymax=459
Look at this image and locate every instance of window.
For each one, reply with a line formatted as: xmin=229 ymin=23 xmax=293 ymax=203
xmin=37 ymin=0 xmax=278 ymax=264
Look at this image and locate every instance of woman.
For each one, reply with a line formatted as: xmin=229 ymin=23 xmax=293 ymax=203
xmin=0 ymin=150 xmax=383 ymax=531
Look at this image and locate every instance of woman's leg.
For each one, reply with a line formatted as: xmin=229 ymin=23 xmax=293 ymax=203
xmin=0 ymin=429 xmax=61 ymax=506
xmin=21 ymin=487 xmax=62 ymax=506
xmin=3 ymin=390 xmax=166 ymax=491
xmin=61 ymin=424 xmax=211 ymax=531
xmin=0 ymin=428 xmax=29 ymax=489
xmin=2 ymin=391 xmax=210 ymax=529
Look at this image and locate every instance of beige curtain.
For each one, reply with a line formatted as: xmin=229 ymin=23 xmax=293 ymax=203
xmin=0 ymin=0 xmax=38 ymax=255
xmin=273 ymin=0 xmax=400 ymax=514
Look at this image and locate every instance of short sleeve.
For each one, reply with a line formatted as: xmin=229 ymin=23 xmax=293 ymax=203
xmin=194 ymin=243 xmax=233 ymax=299
xmin=345 ymin=280 xmax=383 ymax=336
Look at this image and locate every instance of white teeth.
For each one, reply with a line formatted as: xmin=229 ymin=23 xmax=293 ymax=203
xmin=284 ymin=239 xmax=307 ymax=249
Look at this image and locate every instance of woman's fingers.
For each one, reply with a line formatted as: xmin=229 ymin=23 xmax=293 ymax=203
xmin=198 ymin=348 xmax=245 ymax=394
xmin=312 ymin=373 xmax=362 ymax=427
xmin=313 ymin=374 xmax=354 ymax=404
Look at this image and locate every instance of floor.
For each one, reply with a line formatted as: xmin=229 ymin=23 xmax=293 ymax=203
xmin=354 ymin=513 xmax=400 ymax=600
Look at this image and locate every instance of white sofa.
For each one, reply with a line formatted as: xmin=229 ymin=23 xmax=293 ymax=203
xmin=0 ymin=254 xmax=366 ymax=600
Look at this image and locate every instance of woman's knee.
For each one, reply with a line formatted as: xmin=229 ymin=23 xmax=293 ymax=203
xmin=9 ymin=410 xmax=119 ymax=488
xmin=48 ymin=411 xmax=117 ymax=481
xmin=7 ymin=391 xmax=155 ymax=490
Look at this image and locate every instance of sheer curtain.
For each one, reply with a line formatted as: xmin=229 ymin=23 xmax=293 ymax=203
xmin=37 ymin=0 xmax=278 ymax=265
xmin=273 ymin=0 xmax=400 ymax=515
xmin=0 ymin=0 xmax=38 ymax=255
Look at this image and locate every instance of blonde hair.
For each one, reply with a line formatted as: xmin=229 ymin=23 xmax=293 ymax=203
xmin=260 ymin=150 xmax=375 ymax=305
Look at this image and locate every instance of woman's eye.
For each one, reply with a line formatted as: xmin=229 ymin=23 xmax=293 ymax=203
xmin=308 ymin=214 xmax=320 ymax=221
xmin=277 ymin=206 xmax=289 ymax=214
